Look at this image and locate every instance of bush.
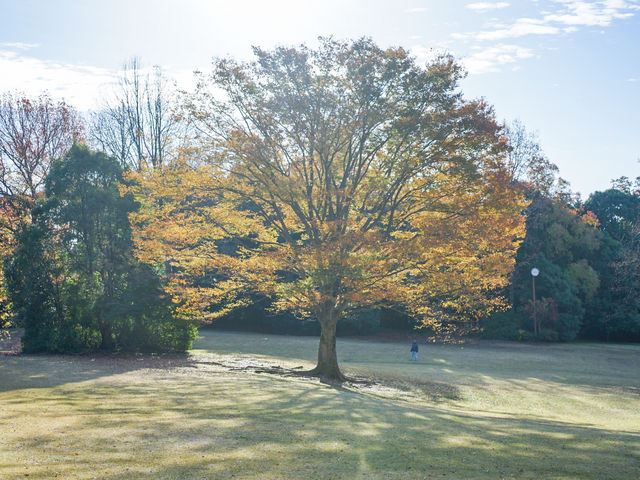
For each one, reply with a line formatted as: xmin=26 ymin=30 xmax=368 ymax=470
xmin=481 ymin=311 xmax=521 ymax=340
xmin=517 ymin=329 xmax=535 ymax=342
xmin=6 ymin=145 xmax=195 ymax=354
xmin=538 ymin=328 xmax=560 ymax=342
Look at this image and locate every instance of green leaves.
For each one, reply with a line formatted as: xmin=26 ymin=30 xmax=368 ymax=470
xmin=6 ymin=145 xmax=194 ymax=353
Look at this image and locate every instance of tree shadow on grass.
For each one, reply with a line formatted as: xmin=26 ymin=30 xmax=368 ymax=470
xmin=2 ymin=335 xmax=639 ymax=479
xmin=3 ymin=368 xmax=639 ymax=479
xmin=192 ymin=331 xmax=640 ymax=396
xmin=0 ymin=350 xmax=461 ymax=412
xmin=173 ymin=353 xmax=463 ymax=403
xmin=0 ymin=352 xmax=192 ymax=393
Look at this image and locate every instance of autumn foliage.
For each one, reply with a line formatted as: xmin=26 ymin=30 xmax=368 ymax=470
xmin=126 ymin=39 xmax=527 ymax=379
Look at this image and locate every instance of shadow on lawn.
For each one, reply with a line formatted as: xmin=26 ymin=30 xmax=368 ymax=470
xmin=5 ymin=368 xmax=639 ymax=480
xmin=2 ymin=333 xmax=639 ymax=478
xmin=0 ymin=350 xmax=462 ymax=405
xmin=193 ymin=331 xmax=640 ymax=386
xmin=0 ymin=352 xmax=192 ymax=393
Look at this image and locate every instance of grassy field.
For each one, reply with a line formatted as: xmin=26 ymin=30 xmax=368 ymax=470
xmin=1 ymin=330 xmax=639 ymax=479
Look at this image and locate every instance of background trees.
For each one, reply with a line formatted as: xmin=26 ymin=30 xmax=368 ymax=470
xmin=503 ymin=196 xmax=602 ymax=341
xmin=89 ymin=58 xmax=180 ymax=171
xmin=0 ymin=92 xmax=84 ymax=216
xmin=5 ymin=144 xmax=195 ymax=352
xmin=128 ymin=39 xmax=526 ymax=379
xmin=581 ymin=189 xmax=640 ymax=340
xmin=0 ymin=92 xmax=84 ymax=329
xmin=484 ymin=119 xmax=640 ymax=342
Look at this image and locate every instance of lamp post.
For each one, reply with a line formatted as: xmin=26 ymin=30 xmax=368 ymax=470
xmin=531 ymin=267 xmax=539 ymax=337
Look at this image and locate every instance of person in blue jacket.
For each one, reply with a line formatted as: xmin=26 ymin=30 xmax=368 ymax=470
xmin=410 ymin=339 xmax=419 ymax=362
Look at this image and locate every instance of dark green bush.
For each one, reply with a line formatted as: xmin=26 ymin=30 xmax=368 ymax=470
xmin=481 ymin=311 xmax=521 ymax=340
xmin=6 ymin=145 xmax=195 ymax=353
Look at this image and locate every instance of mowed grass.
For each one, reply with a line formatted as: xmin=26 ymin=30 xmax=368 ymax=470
xmin=1 ymin=330 xmax=639 ymax=479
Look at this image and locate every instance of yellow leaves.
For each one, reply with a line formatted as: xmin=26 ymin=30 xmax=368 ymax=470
xmin=125 ymin=61 xmax=527 ymax=331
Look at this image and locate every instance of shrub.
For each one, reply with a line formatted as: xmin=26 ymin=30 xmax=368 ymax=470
xmin=6 ymin=145 xmax=195 ymax=353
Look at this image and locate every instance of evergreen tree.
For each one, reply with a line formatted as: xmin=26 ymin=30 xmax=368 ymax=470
xmin=6 ymin=144 xmax=195 ymax=353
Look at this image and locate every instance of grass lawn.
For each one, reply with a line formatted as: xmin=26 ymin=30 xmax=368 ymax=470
xmin=1 ymin=330 xmax=639 ymax=479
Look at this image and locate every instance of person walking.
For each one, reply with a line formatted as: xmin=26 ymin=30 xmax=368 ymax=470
xmin=410 ymin=339 xmax=419 ymax=362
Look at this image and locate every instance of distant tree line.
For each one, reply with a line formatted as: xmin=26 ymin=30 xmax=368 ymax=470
xmin=484 ymin=184 xmax=640 ymax=342
xmin=0 ymin=45 xmax=638 ymax=362
xmin=482 ymin=122 xmax=640 ymax=342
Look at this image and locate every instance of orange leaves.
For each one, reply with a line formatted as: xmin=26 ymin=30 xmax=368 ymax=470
xmin=125 ymin=40 xmax=528 ymax=330
xmin=124 ymin=158 xmax=290 ymax=320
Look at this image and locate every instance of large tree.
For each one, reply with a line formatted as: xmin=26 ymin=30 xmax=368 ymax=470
xmin=128 ymin=39 xmax=526 ymax=379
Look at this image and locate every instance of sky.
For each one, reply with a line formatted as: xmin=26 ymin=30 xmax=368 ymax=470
xmin=1 ymin=0 xmax=638 ymax=197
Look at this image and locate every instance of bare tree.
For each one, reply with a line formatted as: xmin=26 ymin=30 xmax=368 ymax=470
xmin=0 ymin=92 xmax=83 ymax=217
xmin=504 ymin=120 xmax=555 ymax=187
xmin=90 ymin=102 xmax=131 ymax=166
xmin=90 ymin=58 xmax=179 ymax=170
xmin=504 ymin=119 xmax=576 ymax=200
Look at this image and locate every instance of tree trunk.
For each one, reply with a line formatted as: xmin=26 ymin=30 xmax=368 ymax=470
xmin=310 ymin=307 xmax=345 ymax=381
xmin=99 ymin=316 xmax=113 ymax=351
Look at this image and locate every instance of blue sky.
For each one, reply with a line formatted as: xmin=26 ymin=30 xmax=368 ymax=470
xmin=1 ymin=0 xmax=638 ymax=196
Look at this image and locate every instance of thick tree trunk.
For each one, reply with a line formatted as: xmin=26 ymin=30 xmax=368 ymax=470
xmin=311 ymin=310 xmax=345 ymax=381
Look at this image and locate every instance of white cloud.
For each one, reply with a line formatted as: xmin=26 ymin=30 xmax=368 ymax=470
xmin=453 ymin=18 xmax=559 ymax=41
xmin=449 ymin=0 xmax=639 ymax=72
xmin=627 ymin=77 xmax=639 ymax=82
xmin=0 ymin=50 xmax=198 ymax=111
xmin=0 ymin=50 xmax=115 ymax=110
xmin=455 ymin=0 xmax=639 ymax=42
xmin=1 ymin=42 xmax=40 ymax=50
xmin=476 ymin=18 xmax=560 ymax=40
xmin=545 ymin=0 xmax=639 ymax=26
xmin=451 ymin=0 xmax=640 ymax=74
xmin=405 ymin=7 xmax=428 ymax=13
xmin=409 ymin=45 xmax=449 ymax=66
xmin=467 ymin=2 xmax=510 ymax=11
xmin=463 ymin=44 xmax=535 ymax=74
